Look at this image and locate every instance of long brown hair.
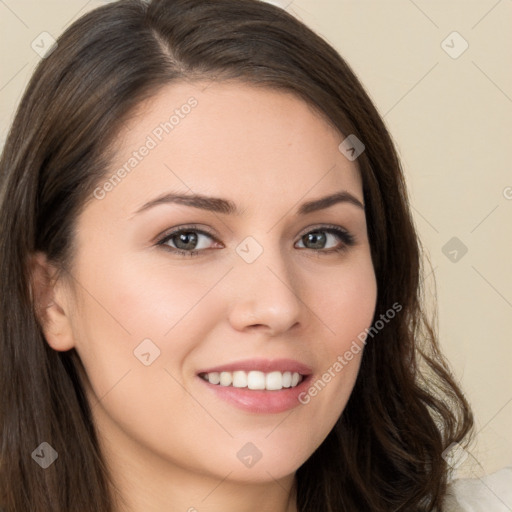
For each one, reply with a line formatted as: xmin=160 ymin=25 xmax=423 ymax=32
xmin=0 ymin=0 xmax=473 ymax=510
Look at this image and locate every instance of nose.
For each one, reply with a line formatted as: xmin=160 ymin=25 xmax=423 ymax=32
xmin=227 ymin=244 xmax=303 ymax=336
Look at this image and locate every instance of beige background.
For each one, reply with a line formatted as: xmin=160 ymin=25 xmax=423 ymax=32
xmin=1 ymin=0 xmax=511 ymax=479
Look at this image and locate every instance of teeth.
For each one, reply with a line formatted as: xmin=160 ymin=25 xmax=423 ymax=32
xmin=208 ymin=372 xmax=220 ymax=385
xmin=232 ymin=371 xmax=247 ymax=388
xmin=201 ymin=370 xmax=304 ymax=390
xmin=219 ymin=372 xmax=232 ymax=386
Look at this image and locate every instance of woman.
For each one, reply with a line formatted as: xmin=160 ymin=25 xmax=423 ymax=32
xmin=0 ymin=0 xmax=477 ymax=510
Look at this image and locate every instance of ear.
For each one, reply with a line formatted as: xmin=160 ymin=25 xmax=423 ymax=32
xmin=28 ymin=252 xmax=76 ymax=352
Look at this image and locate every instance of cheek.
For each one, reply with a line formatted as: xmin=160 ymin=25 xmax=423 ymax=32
xmin=74 ymin=247 xmax=216 ymax=339
xmin=69 ymin=251 xmax=230 ymax=395
xmin=293 ymin=254 xmax=377 ymax=433
xmin=309 ymin=253 xmax=378 ymax=350
xmin=68 ymin=254 xmax=227 ymax=473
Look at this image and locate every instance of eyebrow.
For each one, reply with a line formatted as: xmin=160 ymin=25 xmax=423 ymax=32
xmin=133 ymin=190 xmax=365 ymax=216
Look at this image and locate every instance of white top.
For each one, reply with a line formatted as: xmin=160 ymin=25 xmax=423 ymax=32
xmin=443 ymin=467 xmax=512 ymax=511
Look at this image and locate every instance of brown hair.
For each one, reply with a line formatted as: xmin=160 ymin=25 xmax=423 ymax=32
xmin=0 ymin=0 xmax=473 ymax=510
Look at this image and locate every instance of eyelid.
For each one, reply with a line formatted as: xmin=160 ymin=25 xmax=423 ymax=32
xmin=156 ymin=224 xmax=218 ymax=241
xmin=297 ymin=223 xmax=350 ymax=237
xmin=157 ymin=223 xmax=351 ymax=238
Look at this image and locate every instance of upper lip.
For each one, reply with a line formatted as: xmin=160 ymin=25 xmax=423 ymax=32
xmin=197 ymin=358 xmax=313 ymax=376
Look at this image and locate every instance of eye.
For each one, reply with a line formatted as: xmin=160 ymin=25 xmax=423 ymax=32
xmin=156 ymin=224 xmax=356 ymax=257
xmin=157 ymin=225 xmax=218 ymax=257
xmin=295 ymin=226 xmax=355 ymax=254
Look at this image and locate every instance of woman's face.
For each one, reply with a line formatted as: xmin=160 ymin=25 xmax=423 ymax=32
xmin=44 ymin=82 xmax=377 ymax=488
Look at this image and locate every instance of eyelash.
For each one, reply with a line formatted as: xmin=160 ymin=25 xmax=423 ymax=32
xmin=156 ymin=224 xmax=356 ymax=258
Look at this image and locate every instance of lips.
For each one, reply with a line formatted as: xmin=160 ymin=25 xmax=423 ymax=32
xmin=196 ymin=358 xmax=314 ymax=414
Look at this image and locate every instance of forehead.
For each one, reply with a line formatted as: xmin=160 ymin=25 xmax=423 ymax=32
xmin=94 ymin=80 xmax=363 ymax=218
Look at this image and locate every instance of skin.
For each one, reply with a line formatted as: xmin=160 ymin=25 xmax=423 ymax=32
xmin=31 ymin=81 xmax=377 ymax=512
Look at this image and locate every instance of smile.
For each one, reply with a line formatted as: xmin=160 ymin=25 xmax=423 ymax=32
xmin=196 ymin=358 xmax=313 ymax=414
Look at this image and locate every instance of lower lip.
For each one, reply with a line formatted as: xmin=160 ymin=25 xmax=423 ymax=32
xmin=197 ymin=375 xmax=313 ymax=414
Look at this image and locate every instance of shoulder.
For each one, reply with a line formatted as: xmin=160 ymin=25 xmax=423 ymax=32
xmin=442 ymin=466 xmax=512 ymax=512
